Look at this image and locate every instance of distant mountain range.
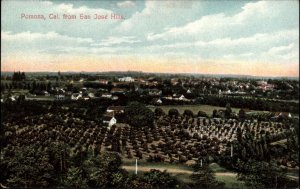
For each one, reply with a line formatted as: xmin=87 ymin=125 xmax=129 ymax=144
xmin=1 ymin=71 xmax=299 ymax=80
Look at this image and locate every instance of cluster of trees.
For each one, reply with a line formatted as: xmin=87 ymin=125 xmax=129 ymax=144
xmin=83 ymin=81 xmax=113 ymax=91
xmin=196 ymin=95 xmax=299 ymax=114
xmin=236 ymin=159 xmax=298 ymax=188
xmin=124 ymin=102 xmax=155 ymax=127
xmin=1 ymin=80 xmax=55 ymax=93
xmin=12 ymin=71 xmax=26 ymax=81
xmin=0 ymin=145 xmax=183 ymax=189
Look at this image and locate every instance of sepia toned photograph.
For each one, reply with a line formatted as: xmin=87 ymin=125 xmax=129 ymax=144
xmin=1 ymin=0 xmax=299 ymax=188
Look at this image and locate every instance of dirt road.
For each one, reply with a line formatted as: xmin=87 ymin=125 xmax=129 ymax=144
xmin=122 ymin=165 xmax=299 ymax=180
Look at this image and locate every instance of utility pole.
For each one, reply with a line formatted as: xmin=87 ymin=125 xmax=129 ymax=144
xmin=231 ymin=144 xmax=233 ymax=157
xmin=135 ymin=159 xmax=138 ymax=175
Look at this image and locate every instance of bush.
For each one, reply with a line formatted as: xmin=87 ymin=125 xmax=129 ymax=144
xmin=183 ymin=109 xmax=194 ymax=117
xmin=142 ymin=169 xmax=181 ymax=188
xmin=168 ymin=108 xmax=179 ymax=117
xmin=198 ymin=110 xmax=208 ymax=117
xmin=154 ymin=108 xmax=165 ymax=117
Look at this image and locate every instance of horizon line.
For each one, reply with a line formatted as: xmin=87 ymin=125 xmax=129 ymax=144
xmin=1 ymin=70 xmax=299 ymax=79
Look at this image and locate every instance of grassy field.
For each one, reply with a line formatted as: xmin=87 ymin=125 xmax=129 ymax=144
xmin=26 ymin=96 xmax=55 ymax=101
xmin=148 ymin=104 xmax=268 ymax=116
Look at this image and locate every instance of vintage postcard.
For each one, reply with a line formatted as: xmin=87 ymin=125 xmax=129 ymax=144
xmin=1 ymin=0 xmax=299 ymax=188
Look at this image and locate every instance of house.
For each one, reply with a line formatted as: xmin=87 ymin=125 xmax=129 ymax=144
xmin=110 ymin=88 xmax=127 ymax=94
xmin=169 ymin=94 xmax=190 ymax=101
xmin=171 ymin=78 xmax=179 ymax=86
xmin=106 ymin=106 xmax=125 ymax=114
xmin=71 ymin=93 xmax=82 ymax=100
xmin=157 ymin=98 xmax=162 ymax=104
xmin=273 ymin=112 xmax=292 ymax=119
xmin=108 ymin=117 xmax=117 ymax=128
xmin=101 ymin=93 xmax=112 ymax=98
xmin=257 ymin=81 xmax=268 ymax=86
xmin=57 ymin=88 xmax=65 ymax=94
xmin=55 ymin=94 xmax=65 ymax=100
xmin=42 ymin=90 xmax=50 ymax=96
xmin=224 ymin=90 xmax=231 ymax=94
xmin=186 ymin=89 xmax=192 ymax=94
xmin=178 ymin=94 xmax=190 ymax=101
xmin=152 ymin=98 xmax=162 ymax=105
xmin=103 ymin=115 xmax=117 ymax=129
xmin=148 ymin=89 xmax=162 ymax=96
xmin=163 ymin=96 xmax=173 ymax=100
xmin=112 ymin=96 xmax=119 ymax=100
xmin=118 ymin=77 xmax=135 ymax=82
xmin=99 ymin=79 xmax=109 ymax=85
xmin=145 ymin=81 xmax=158 ymax=87
xmin=179 ymin=95 xmax=186 ymax=100
xmin=8 ymin=96 xmax=16 ymax=102
xmin=234 ymin=91 xmax=246 ymax=95
xmin=88 ymin=93 xmax=95 ymax=98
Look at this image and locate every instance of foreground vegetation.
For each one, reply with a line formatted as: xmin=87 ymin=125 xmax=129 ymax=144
xmin=1 ymin=72 xmax=299 ymax=188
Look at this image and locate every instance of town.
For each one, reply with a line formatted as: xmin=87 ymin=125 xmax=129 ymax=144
xmin=1 ymin=71 xmax=299 ymax=188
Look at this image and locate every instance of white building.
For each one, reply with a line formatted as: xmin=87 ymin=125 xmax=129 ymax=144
xmin=71 ymin=93 xmax=82 ymax=100
xmin=101 ymin=93 xmax=112 ymax=98
xmin=109 ymin=117 xmax=117 ymax=128
xmin=55 ymin=94 xmax=65 ymax=100
xmin=88 ymin=93 xmax=95 ymax=98
xmin=118 ymin=77 xmax=135 ymax=82
xmin=103 ymin=116 xmax=117 ymax=130
xmin=156 ymin=98 xmax=162 ymax=104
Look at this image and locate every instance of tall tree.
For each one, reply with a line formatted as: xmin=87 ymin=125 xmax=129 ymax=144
xmin=225 ymin=103 xmax=232 ymax=118
xmin=190 ymin=158 xmax=224 ymax=188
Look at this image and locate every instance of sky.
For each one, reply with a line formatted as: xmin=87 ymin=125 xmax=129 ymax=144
xmin=1 ymin=0 xmax=299 ymax=77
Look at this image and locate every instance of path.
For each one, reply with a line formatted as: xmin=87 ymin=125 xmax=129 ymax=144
xmin=122 ymin=165 xmax=236 ymax=176
xmin=122 ymin=165 xmax=299 ymax=180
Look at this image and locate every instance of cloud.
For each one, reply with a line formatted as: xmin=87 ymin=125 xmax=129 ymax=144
xmin=147 ymin=13 xmax=231 ymax=41
xmin=115 ymin=1 xmax=202 ymax=34
xmin=56 ymin=3 xmax=113 ymax=15
xmin=146 ymin=1 xmax=298 ymax=42
xmin=117 ymin=1 xmax=136 ymax=8
xmin=263 ymin=43 xmax=299 ymax=61
xmin=91 ymin=36 xmax=141 ymax=47
xmin=267 ymin=43 xmax=295 ymax=55
xmin=40 ymin=46 xmax=132 ymax=55
xmin=2 ymin=31 xmax=93 ymax=43
xmin=1 ymin=0 xmax=298 ymax=76
xmin=1 ymin=31 xmax=133 ymax=55
xmin=1 ymin=0 xmax=119 ymax=40
xmin=1 ymin=31 xmax=94 ymax=55
xmin=140 ymin=29 xmax=299 ymax=63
